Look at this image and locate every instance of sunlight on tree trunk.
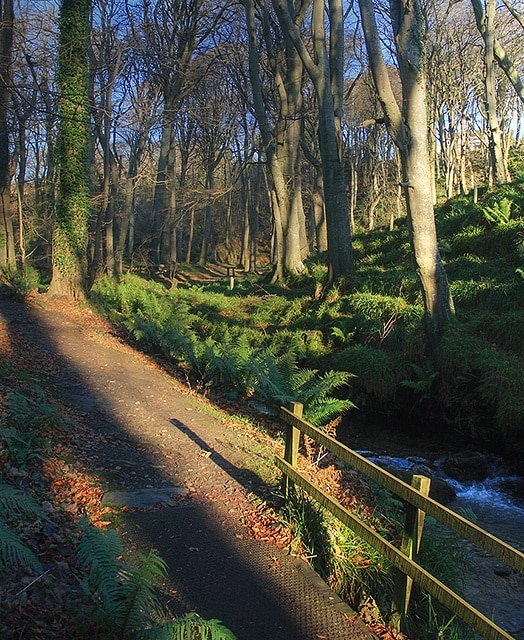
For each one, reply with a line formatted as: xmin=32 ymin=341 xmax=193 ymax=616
xmin=471 ymin=0 xmax=510 ymax=185
xmin=272 ymin=0 xmax=354 ymax=284
xmin=358 ymin=0 xmax=454 ymax=354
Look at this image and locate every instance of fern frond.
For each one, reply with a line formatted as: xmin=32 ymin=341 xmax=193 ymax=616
xmin=293 ymin=370 xmax=354 ymax=426
xmin=0 ymin=482 xmax=43 ymax=518
xmin=296 ymin=370 xmax=353 ymax=404
xmin=143 ymin=613 xmax=237 ymax=640
xmin=76 ymin=524 xmax=168 ymax=638
xmin=164 ymin=330 xmax=200 ymax=371
xmin=246 ymin=353 xmax=296 ymax=409
xmin=76 ymin=523 xmax=126 ymax=612
xmin=117 ymin=550 xmax=168 ymax=636
xmin=0 ymin=521 xmax=41 ymax=570
xmin=305 ymin=397 xmax=356 ymax=426
xmin=289 ymin=367 xmax=318 ymax=394
xmin=248 ymin=354 xmax=355 ymax=424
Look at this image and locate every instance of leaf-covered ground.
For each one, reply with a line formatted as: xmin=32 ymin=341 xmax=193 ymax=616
xmin=0 ymin=292 xmax=404 ymax=639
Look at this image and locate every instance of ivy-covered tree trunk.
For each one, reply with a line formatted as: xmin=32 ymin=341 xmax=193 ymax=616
xmin=48 ymin=0 xmax=91 ymax=299
xmin=0 ymin=0 xmax=15 ymax=267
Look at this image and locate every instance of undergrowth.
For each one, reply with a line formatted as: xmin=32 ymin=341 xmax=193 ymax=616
xmin=85 ymin=177 xmax=524 ymax=637
xmin=0 ymin=371 xmax=236 ymax=640
xmin=76 ymin=523 xmax=236 ymax=639
xmin=0 ymin=388 xmax=70 ymax=573
xmin=92 ymin=176 xmax=524 ymax=461
xmin=280 ymin=481 xmax=471 ymax=639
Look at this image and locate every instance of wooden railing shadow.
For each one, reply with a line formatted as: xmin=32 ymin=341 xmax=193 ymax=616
xmin=277 ymin=402 xmax=524 ymax=640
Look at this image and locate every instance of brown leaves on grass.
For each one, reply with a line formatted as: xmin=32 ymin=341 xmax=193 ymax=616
xmin=242 ymin=500 xmax=293 ymax=548
xmin=364 ymin=619 xmax=408 ymax=640
xmin=0 ymin=299 xmax=121 ymax=638
xmin=42 ymin=455 xmax=114 ymax=527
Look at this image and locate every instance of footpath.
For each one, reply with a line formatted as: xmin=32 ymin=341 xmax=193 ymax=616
xmin=0 ymin=295 xmax=378 ymax=640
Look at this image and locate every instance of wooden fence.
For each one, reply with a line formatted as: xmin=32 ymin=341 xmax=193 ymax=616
xmin=276 ymin=403 xmax=524 ymax=640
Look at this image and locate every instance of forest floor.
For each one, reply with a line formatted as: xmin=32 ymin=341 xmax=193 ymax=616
xmin=0 ymin=290 xmax=390 ymax=640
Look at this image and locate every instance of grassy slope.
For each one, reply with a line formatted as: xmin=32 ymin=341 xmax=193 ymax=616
xmin=91 ymin=177 xmax=524 ymax=468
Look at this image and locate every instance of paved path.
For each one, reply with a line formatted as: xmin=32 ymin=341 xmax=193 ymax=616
xmin=1 ymin=297 xmax=378 ymax=640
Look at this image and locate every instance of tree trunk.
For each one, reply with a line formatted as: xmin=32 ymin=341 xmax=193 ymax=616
xmin=358 ymin=0 xmax=454 ymax=353
xmin=199 ymin=165 xmax=214 ymax=266
xmin=152 ymin=94 xmax=177 ymax=264
xmin=241 ymin=158 xmax=261 ymax=273
xmin=242 ymin=0 xmax=292 ymax=282
xmin=241 ymin=175 xmax=250 ymax=271
xmin=0 ymin=0 xmax=14 ymax=267
xmin=312 ymin=166 xmax=327 ymax=251
xmin=48 ymin=0 xmax=91 ymax=299
xmin=281 ymin=41 xmax=306 ymax=274
xmin=115 ymin=173 xmax=133 ymax=275
xmin=185 ymin=206 xmax=194 ymax=264
xmin=482 ymin=0 xmax=510 ymax=184
xmin=272 ymin=0 xmax=355 ymax=285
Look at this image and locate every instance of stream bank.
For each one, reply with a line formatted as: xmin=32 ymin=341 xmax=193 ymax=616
xmin=339 ymin=413 xmax=524 ymax=639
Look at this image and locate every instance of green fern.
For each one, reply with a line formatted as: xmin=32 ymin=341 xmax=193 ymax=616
xmin=118 ymin=550 xmax=170 ymax=637
xmin=0 ymin=521 xmax=41 ymax=570
xmin=76 ymin=522 xmax=236 ymax=640
xmin=198 ymin=333 xmax=254 ymax=391
xmin=400 ymin=361 xmax=438 ymax=395
xmin=482 ymin=197 xmax=512 ymax=225
xmin=0 ymin=264 xmax=41 ymax=296
xmin=331 ymin=325 xmax=355 ymax=346
xmin=143 ymin=613 xmax=237 ymax=640
xmin=247 ymin=351 xmax=354 ymax=425
xmin=289 ymin=368 xmax=355 ymax=425
xmin=0 ymin=425 xmax=45 ymax=466
xmin=246 ymin=350 xmax=299 ymax=410
xmin=77 ymin=524 xmax=125 ymax=603
xmin=0 ymin=390 xmax=71 ymax=466
xmin=0 ymin=482 xmax=43 ymax=518
xmin=76 ymin=524 xmax=167 ymax=639
xmin=0 ymin=483 xmax=43 ymax=570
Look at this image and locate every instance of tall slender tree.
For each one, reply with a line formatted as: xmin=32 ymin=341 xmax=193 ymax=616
xmin=127 ymin=0 xmax=228 ymax=266
xmin=272 ymin=0 xmax=355 ymax=285
xmin=0 ymin=0 xmax=14 ymax=267
xmin=241 ymin=0 xmax=309 ymax=280
xmin=471 ymin=0 xmax=510 ymax=184
xmin=358 ymin=0 xmax=454 ymax=353
xmin=48 ymin=0 xmax=91 ymax=298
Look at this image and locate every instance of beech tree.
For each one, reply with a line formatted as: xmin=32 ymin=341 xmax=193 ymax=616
xmin=472 ymin=0 xmax=511 ymax=184
xmin=47 ymin=0 xmax=91 ymax=298
xmin=272 ymin=0 xmax=355 ymax=284
xmin=425 ymin=3 xmax=482 ymax=197
xmin=126 ymin=0 xmax=229 ymax=266
xmin=357 ymin=0 xmax=454 ymax=352
xmin=472 ymin=0 xmax=524 ymax=104
xmin=22 ymin=4 xmax=60 ymax=245
xmin=193 ymin=64 xmax=236 ymax=265
xmin=6 ymin=0 xmax=524 ymax=289
xmin=115 ymin=77 xmax=161 ymax=274
xmin=89 ymin=0 xmax=126 ymax=282
xmin=241 ymin=0 xmax=309 ymax=281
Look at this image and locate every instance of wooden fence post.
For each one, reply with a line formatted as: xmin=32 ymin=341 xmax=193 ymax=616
xmin=226 ymin=266 xmax=235 ymax=290
xmin=391 ymin=474 xmax=431 ymax=630
xmin=282 ymin=402 xmax=302 ymax=498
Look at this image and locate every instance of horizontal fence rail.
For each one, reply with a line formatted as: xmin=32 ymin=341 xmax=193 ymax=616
xmin=278 ymin=404 xmax=524 ymax=640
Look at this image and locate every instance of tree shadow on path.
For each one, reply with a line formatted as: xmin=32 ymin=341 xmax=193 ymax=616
xmin=0 ymin=295 xmax=374 ymax=640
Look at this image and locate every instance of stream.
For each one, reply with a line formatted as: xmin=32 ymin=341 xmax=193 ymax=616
xmin=339 ymin=418 xmax=524 ymax=639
